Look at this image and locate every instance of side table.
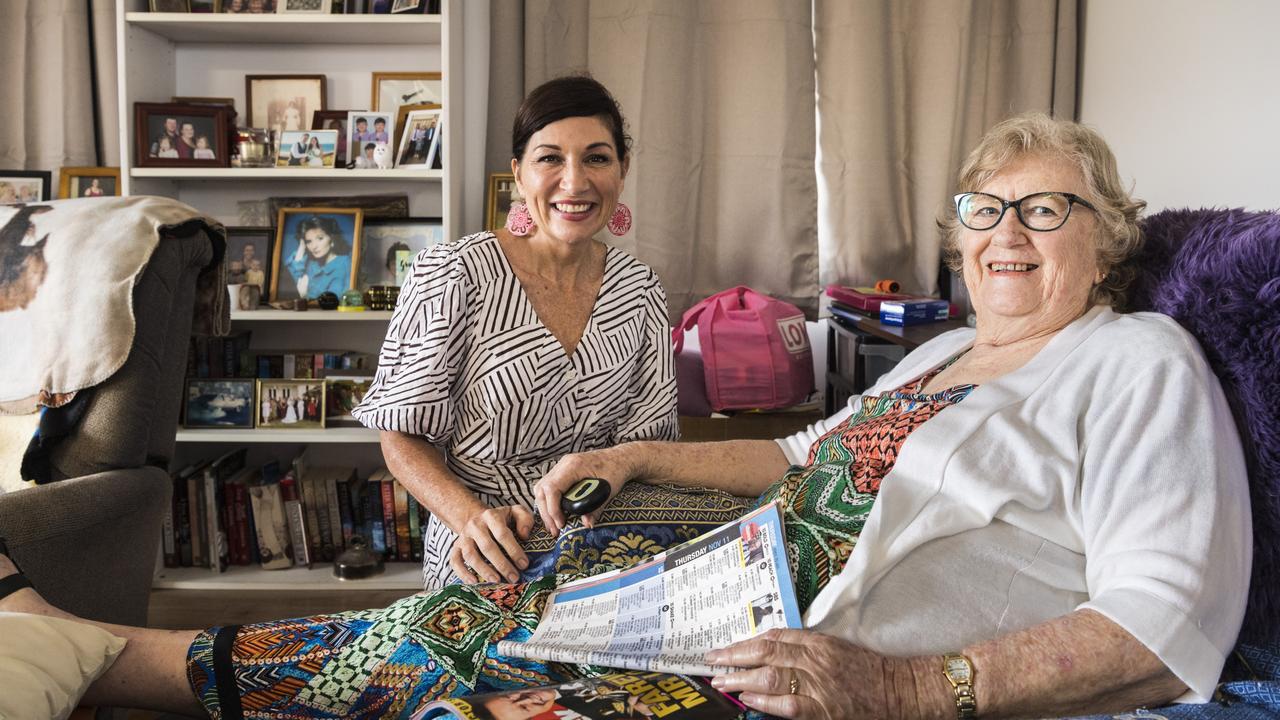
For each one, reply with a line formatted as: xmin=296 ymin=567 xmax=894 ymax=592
xmin=825 ymin=315 xmax=969 ymax=415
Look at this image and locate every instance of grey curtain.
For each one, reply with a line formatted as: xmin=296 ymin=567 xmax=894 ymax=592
xmin=0 ymin=0 xmax=119 ymax=187
xmin=490 ymin=0 xmax=820 ymax=319
xmin=814 ymin=0 xmax=1078 ymax=297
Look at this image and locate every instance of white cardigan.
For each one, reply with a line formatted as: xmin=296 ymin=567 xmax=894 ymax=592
xmin=776 ymin=306 xmax=1251 ymax=701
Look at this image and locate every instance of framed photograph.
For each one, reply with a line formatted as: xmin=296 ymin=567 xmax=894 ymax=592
xmin=324 ymin=374 xmax=373 ymax=427
xmin=149 ymin=0 xmax=190 ymax=10
xmin=390 ymin=0 xmax=426 ymax=12
xmin=278 ymin=0 xmax=330 ymax=12
xmin=0 ymin=170 xmax=52 ymax=203
xmin=275 ymin=129 xmax=339 ymax=168
xmin=222 ymin=0 xmax=275 ymax=10
xmin=134 ymin=102 xmax=231 ymax=168
xmin=246 ymin=74 xmax=326 ymax=140
xmin=395 ymin=107 xmax=441 ymax=169
xmin=225 ymin=226 xmax=273 ymax=295
xmin=344 ymin=111 xmax=395 ymax=168
xmin=371 ymin=71 xmax=442 ymax=113
xmin=256 ymin=379 xmax=325 ymax=429
xmin=270 ymin=207 xmax=363 ymax=302
xmin=392 ymin=102 xmax=438 ymax=157
xmin=312 ymin=110 xmax=355 ymax=166
xmin=358 ymin=216 xmax=443 ymax=288
xmin=184 ymin=379 xmax=256 ymax=429
xmin=486 ymin=172 xmax=518 ymax=231
xmin=58 ymin=166 xmax=121 ymax=199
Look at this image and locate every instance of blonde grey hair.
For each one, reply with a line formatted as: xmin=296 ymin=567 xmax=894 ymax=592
xmin=938 ymin=112 xmax=1146 ymax=309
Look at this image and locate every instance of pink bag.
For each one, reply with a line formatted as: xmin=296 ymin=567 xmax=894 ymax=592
xmin=673 ymin=286 xmax=814 ymax=411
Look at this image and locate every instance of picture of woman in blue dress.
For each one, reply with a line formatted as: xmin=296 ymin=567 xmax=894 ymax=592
xmin=276 ymin=212 xmax=360 ymax=301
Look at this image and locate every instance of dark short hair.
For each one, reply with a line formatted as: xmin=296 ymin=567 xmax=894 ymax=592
xmin=356 ymin=118 xmax=367 ymax=124
xmin=511 ymin=74 xmax=630 ymax=163
xmin=294 ymin=215 xmax=351 ymax=256
xmin=374 ymin=118 xmax=385 ymax=125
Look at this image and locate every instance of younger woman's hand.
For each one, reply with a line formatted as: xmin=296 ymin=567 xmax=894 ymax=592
xmin=448 ymin=505 xmax=535 ymax=584
xmin=534 ymin=446 xmax=638 ymax=536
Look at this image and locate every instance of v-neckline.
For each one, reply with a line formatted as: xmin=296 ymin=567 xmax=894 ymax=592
xmin=488 ymin=232 xmax=610 ymax=361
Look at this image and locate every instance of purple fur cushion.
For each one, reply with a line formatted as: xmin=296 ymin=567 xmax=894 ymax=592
xmin=1130 ymin=208 xmax=1280 ymax=646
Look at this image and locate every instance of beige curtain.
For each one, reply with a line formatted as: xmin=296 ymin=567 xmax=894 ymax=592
xmin=815 ymin=0 xmax=1078 ymax=299
xmin=494 ymin=0 xmax=820 ymax=318
xmin=0 ymin=0 xmax=118 ymax=187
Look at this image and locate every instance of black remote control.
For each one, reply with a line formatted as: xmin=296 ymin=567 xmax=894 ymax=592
xmin=560 ymin=477 xmax=611 ymax=518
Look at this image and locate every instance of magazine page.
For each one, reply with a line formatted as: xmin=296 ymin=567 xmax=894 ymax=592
xmin=414 ymin=671 xmax=742 ymax=720
xmin=496 ymin=501 xmax=800 ymax=676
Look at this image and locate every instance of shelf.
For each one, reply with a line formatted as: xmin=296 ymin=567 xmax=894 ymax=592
xmin=176 ymin=427 xmax=380 ymax=443
xmin=231 ymin=309 xmax=394 ymax=321
xmin=153 ymin=562 xmax=423 ymax=591
xmin=130 ymin=168 xmax=442 ymax=180
xmin=125 ymin=12 xmax=441 ymax=45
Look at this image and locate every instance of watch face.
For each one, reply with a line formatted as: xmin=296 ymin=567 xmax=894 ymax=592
xmin=945 ymin=657 xmax=972 ymax=682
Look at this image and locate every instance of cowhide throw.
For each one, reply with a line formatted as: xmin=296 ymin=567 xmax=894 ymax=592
xmin=0 ymin=196 xmax=227 ymax=414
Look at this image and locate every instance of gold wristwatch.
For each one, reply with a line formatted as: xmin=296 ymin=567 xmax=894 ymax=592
xmin=942 ymin=654 xmax=977 ymax=719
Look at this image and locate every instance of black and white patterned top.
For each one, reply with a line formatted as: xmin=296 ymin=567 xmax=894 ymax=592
xmin=352 ymin=232 xmax=679 ymax=588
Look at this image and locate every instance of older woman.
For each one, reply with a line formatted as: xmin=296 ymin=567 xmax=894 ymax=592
xmin=535 ymin=112 xmax=1251 ymax=717
xmin=352 ymin=75 xmax=678 ymax=590
xmin=0 ymin=114 xmax=1249 ymax=719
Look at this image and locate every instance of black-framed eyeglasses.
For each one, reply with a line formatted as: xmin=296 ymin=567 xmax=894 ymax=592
xmin=954 ymin=191 xmax=1097 ymax=232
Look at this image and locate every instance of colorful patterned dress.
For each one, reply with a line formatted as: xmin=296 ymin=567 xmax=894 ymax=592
xmin=187 ymin=369 xmax=976 ymax=719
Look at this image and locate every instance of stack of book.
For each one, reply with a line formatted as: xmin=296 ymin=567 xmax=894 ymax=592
xmin=825 ymin=284 xmax=952 ymax=327
xmin=161 ymin=447 xmax=428 ymax=572
xmin=184 ymin=331 xmax=376 ymax=380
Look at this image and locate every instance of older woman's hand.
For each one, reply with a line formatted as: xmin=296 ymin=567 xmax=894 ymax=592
xmin=706 ymin=629 xmax=928 ymax=720
xmin=534 ymin=446 xmax=640 ymax=536
xmin=447 ymin=505 xmax=535 ymax=583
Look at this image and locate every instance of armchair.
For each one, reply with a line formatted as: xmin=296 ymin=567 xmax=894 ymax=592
xmin=0 ymin=214 xmax=222 ymax=628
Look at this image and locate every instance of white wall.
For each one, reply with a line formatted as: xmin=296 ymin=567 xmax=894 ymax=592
xmin=1079 ymin=0 xmax=1280 ymax=212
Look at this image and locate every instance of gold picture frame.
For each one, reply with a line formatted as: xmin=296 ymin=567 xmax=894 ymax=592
xmin=486 ymin=172 xmax=517 ymax=231
xmin=58 ymin=166 xmax=121 ymax=199
xmin=370 ymin=71 xmax=442 ymax=113
xmin=269 ymin=207 xmax=364 ymax=303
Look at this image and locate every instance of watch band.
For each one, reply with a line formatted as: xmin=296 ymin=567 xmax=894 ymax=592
xmin=942 ymin=654 xmax=977 ymax=720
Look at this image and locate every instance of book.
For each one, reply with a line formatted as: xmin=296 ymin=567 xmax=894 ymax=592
xmin=407 ymin=492 xmax=423 ymax=562
xmin=393 ymin=479 xmax=411 ymax=561
xmin=413 ymin=671 xmax=740 ymax=720
xmin=249 ymin=462 xmax=294 ymax=570
xmin=380 ymin=471 xmax=398 ymax=560
xmin=203 ymin=448 xmax=247 ymax=573
xmin=281 ymin=470 xmax=312 ymax=568
xmin=496 ymin=502 xmax=801 ymax=675
xmin=292 ymin=449 xmax=323 ymax=563
xmin=364 ymin=474 xmax=387 ymax=557
xmin=225 ymin=468 xmax=256 ymax=565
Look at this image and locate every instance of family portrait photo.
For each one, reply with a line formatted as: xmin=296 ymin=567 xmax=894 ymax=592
xmin=345 ymin=111 xmax=394 ymax=165
xmin=246 ymin=75 xmax=327 ymax=141
xmin=0 ymin=171 xmax=50 ymax=203
xmin=324 ymin=375 xmax=373 ymax=427
xmin=225 ymin=226 xmax=272 ymax=296
xmin=395 ymin=108 xmax=440 ymax=168
xmin=183 ymin=379 xmax=256 ymax=429
xmin=270 ymin=208 xmax=363 ymax=302
xmin=256 ymin=380 xmax=325 ymax=429
xmin=275 ymin=129 xmax=339 ymax=168
xmin=59 ymin=167 xmax=120 ymax=199
xmin=357 ymin=217 xmax=442 ymax=288
xmin=134 ymin=103 xmax=230 ymax=168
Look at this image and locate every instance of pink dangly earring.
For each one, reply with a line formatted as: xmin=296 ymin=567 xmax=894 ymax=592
xmin=505 ymin=201 xmax=534 ymax=236
xmin=607 ymin=202 xmax=632 ymax=236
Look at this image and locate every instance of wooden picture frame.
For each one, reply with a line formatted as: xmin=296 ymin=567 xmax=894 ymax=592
xmin=256 ymin=379 xmax=326 ymax=429
xmin=184 ymin=379 xmax=256 ymax=429
xmin=269 ymin=207 xmax=363 ymax=303
xmin=312 ymin=109 xmax=356 ymax=166
xmin=245 ymin=74 xmax=327 ymax=140
xmin=486 ymin=172 xmax=518 ymax=231
xmin=58 ymin=166 xmax=122 ymax=199
xmin=0 ymin=170 xmax=52 ymax=203
xmin=225 ymin=226 xmax=274 ymax=298
xmin=357 ymin=216 xmax=443 ymax=288
xmin=134 ymin=102 xmax=232 ymax=169
xmin=392 ymin=102 xmax=438 ymax=157
xmin=370 ymin=71 xmax=442 ymax=113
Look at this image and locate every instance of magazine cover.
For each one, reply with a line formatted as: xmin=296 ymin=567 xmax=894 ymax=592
xmin=413 ymin=671 xmax=742 ymax=720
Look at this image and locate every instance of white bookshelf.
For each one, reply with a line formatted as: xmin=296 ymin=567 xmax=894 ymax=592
xmin=153 ymin=562 xmax=423 ymax=591
xmin=116 ymin=1 xmax=476 ymax=591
